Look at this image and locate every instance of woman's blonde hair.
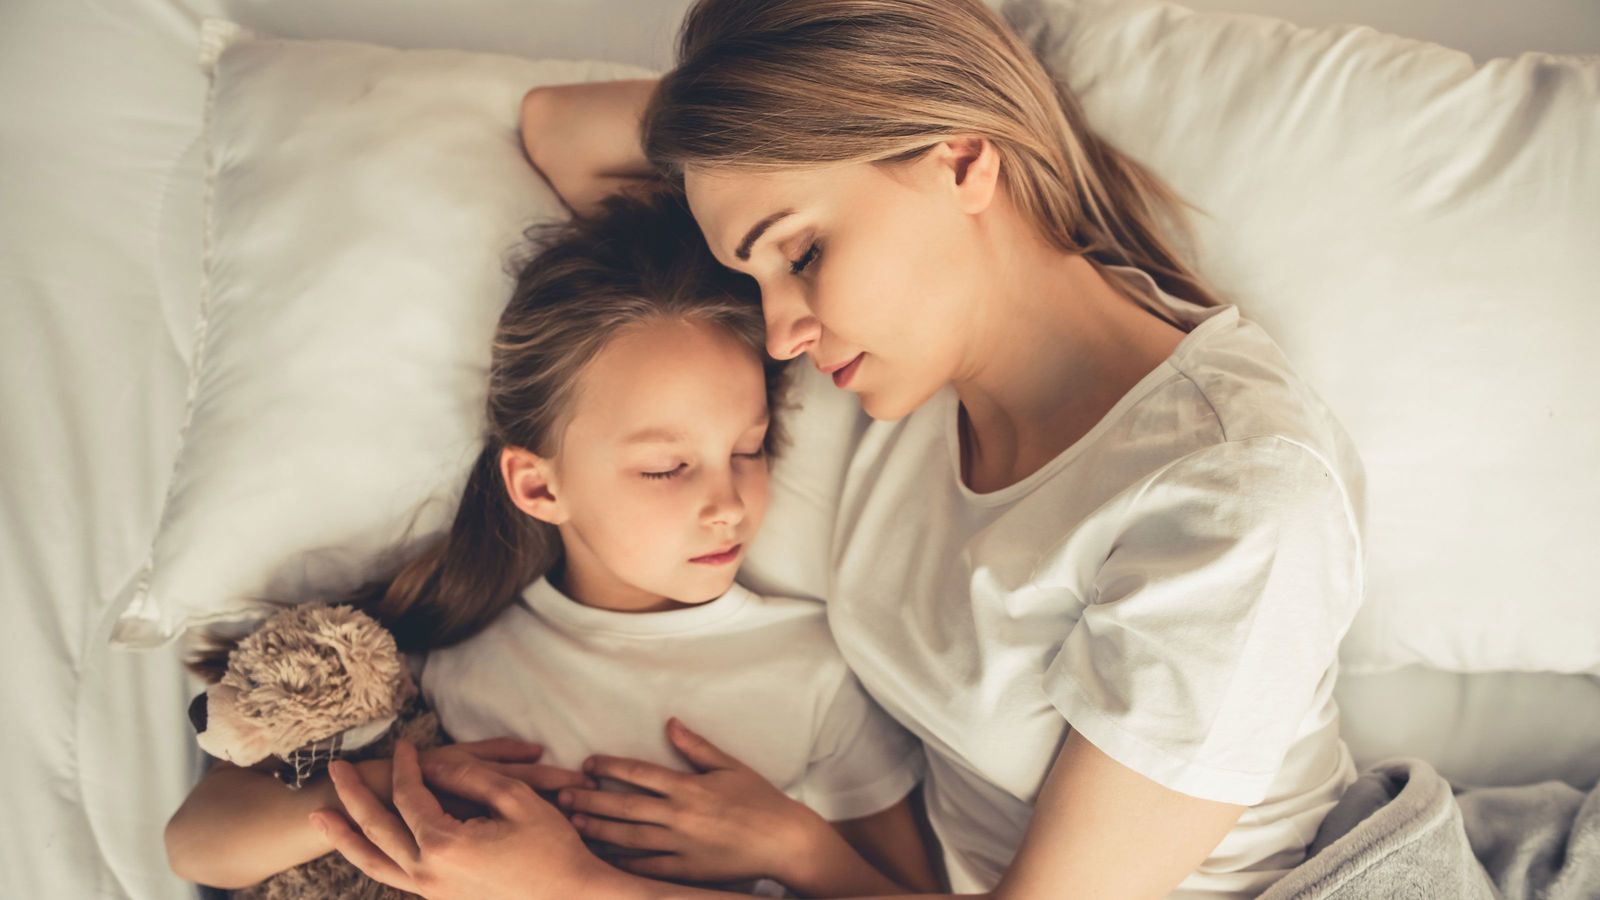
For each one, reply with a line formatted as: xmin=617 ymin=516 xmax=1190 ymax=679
xmin=191 ymin=189 xmax=787 ymax=678
xmin=643 ymin=0 xmax=1218 ymax=309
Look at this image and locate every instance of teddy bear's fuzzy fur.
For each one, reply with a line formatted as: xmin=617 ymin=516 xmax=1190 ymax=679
xmin=192 ymin=604 xmax=448 ymax=900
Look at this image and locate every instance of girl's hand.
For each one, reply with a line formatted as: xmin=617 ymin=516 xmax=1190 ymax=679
xmin=557 ymin=718 xmax=829 ymax=886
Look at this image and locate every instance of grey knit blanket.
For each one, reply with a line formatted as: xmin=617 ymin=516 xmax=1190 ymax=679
xmin=1261 ymin=759 xmax=1600 ymax=899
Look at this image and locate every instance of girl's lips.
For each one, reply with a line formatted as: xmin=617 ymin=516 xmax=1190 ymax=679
xmin=832 ymin=353 xmax=865 ymax=388
xmin=690 ymin=544 xmax=742 ymax=565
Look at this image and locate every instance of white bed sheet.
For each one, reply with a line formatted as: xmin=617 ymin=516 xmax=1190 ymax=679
xmin=2 ymin=1 xmax=1594 ymax=899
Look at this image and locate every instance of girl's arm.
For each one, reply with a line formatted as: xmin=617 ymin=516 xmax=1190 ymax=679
xmin=561 ymin=720 xmax=938 ymax=896
xmin=520 ymin=79 xmax=660 ymax=218
xmin=165 ymin=739 xmax=582 ymax=890
xmin=164 ymin=760 xmax=385 ymax=889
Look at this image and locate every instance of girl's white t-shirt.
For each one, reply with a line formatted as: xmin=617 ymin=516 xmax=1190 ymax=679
xmin=829 ymin=266 xmax=1366 ymax=898
xmin=422 ymin=577 xmax=924 ymax=822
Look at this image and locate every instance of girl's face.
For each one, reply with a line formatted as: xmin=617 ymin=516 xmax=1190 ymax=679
xmin=684 ymin=143 xmax=995 ymax=421
xmin=528 ymin=318 xmax=771 ymax=612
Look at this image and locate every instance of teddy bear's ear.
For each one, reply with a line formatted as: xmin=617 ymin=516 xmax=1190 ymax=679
xmin=195 ymin=684 xmax=275 ymax=766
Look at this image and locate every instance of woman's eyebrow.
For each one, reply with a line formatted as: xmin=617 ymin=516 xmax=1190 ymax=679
xmin=735 ymin=209 xmax=794 ymax=261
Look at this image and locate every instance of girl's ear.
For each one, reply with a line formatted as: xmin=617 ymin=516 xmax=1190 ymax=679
xmin=500 ymin=445 xmax=567 ymax=525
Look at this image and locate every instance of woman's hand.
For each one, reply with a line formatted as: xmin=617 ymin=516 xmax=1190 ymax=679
xmin=315 ymin=740 xmax=626 ymax=900
xmin=557 ymin=718 xmax=830 ymax=886
xmin=354 ymin=738 xmax=594 ymax=815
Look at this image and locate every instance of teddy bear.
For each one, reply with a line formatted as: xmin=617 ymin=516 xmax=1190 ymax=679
xmin=189 ymin=603 xmax=447 ymax=900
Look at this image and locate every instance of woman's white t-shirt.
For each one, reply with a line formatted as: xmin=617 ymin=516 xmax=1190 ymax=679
xmin=828 ymin=266 xmax=1366 ymax=898
xmin=423 ymin=577 xmax=924 ymax=822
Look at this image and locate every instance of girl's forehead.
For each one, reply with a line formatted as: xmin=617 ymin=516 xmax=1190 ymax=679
xmin=563 ymin=320 xmax=768 ymax=445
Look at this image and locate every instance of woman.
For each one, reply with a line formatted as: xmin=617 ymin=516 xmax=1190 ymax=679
xmin=318 ymin=1 xmax=1365 ymax=897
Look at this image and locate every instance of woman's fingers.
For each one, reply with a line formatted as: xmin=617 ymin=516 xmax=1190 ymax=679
xmin=557 ymin=787 xmax=674 ymax=825
xmin=391 ymin=741 xmax=458 ymax=848
xmin=453 ymin=737 xmax=545 ymax=763
xmin=583 ymin=755 xmax=687 ymax=796
xmin=491 ymin=761 xmax=594 ymax=793
xmin=613 ymin=852 xmax=692 ymax=882
xmin=571 ymin=814 xmax=677 ymax=852
xmin=328 ymin=760 xmax=420 ymax=864
xmin=312 ymin=810 xmax=418 ymax=891
xmin=421 ymin=760 xmax=542 ymax=822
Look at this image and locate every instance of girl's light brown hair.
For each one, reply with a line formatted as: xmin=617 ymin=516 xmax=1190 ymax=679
xmin=642 ymin=0 xmax=1218 ymax=309
xmin=190 ymin=188 xmax=786 ymax=678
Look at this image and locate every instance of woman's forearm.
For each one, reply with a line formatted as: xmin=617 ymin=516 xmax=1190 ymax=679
xmin=782 ymin=822 xmax=926 ymax=897
xmin=520 ymin=79 xmax=660 ymax=218
xmin=164 ymin=760 xmax=391 ymax=889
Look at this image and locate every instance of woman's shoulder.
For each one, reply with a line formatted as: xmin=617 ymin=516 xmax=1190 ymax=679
xmin=1160 ymin=308 xmax=1366 ymax=510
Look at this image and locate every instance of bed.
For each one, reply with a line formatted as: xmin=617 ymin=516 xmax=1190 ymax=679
xmin=3 ymin=1 xmax=1596 ymax=898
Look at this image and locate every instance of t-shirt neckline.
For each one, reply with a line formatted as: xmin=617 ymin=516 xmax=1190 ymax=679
xmin=522 ymin=576 xmax=751 ymax=637
xmin=945 ymin=265 xmax=1238 ymax=507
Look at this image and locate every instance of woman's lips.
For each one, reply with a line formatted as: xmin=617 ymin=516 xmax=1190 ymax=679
xmin=690 ymin=544 xmax=742 ymax=566
xmin=831 ymin=353 xmax=865 ymax=388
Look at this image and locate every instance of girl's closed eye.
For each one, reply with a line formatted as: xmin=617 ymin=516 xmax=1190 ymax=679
xmin=646 ymin=448 xmax=762 ymax=479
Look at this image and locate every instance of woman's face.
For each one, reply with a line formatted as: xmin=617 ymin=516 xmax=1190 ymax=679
xmin=685 ymin=149 xmax=988 ymax=420
xmin=531 ymin=318 xmax=772 ymax=610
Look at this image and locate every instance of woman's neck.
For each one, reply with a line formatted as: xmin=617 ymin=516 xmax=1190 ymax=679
xmin=952 ymin=246 xmax=1186 ymax=493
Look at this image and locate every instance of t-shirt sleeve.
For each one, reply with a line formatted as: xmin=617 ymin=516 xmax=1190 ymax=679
xmin=1041 ymin=435 xmax=1364 ymax=806
xmin=796 ymin=671 xmax=925 ymax=821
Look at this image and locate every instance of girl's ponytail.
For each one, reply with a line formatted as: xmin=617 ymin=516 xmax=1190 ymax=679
xmin=357 ymin=442 xmax=556 ymax=653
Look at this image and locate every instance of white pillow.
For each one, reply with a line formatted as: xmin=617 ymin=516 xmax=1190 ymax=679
xmin=1006 ymin=0 xmax=1600 ymax=673
xmin=111 ymin=21 xmax=855 ymax=646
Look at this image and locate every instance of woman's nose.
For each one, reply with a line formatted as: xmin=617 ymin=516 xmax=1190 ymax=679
xmin=763 ymin=287 xmax=822 ymax=360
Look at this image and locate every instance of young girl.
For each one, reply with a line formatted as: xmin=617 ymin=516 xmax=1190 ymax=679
xmin=164 ymin=189 xmax=938 ymax=897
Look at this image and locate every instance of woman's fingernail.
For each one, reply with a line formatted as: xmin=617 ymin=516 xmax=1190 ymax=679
xmin=309 ymin=814 xmax=327 ymax=834
xmin=583 ymin=778 xmax=598 ymax=790
xmin=582 ymin=758 xmax=595 ymax=774
xmin=571 ymin=814 xmax=588 ymax=829
xmin=558 ymin=790 xmax=572 ymax=807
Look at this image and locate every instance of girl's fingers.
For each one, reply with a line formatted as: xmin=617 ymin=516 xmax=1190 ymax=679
xmin=313 ymin=810 xmax=418 ymax=892
xmin=454 ymin=737 xmax=545 ymax=763
xmin=571 ymin=814 xmax=677 ymax=852
xmin=583 ymin=755 xmax=687 ymax=796
xmin=490 ymin=762 xmax=594 ymax=793
xmin=557 ymin=787 xmax=675 ymax=825
xmin=328 ymin=761 xmax=420 ymax=864
xmin=665 ymin=718 xmax=740 ymax=773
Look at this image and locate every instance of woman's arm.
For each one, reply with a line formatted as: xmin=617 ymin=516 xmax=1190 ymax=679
xmin=321 ymin=731 xmax=1246 ymax=900
xmin=520 ymin=79 xmax=660 ymax=218
xmin=827 ymin=793 xmax=942 ymax=894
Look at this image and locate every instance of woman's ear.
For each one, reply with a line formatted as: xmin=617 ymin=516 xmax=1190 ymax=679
xmin=934 ymin=136 xmax=1001 ymax=215
xmin=500 ymin=445 xmax=567 ymax=525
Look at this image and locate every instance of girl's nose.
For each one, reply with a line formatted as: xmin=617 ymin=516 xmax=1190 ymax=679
xmin=763 ymin=287 xmax=822 ymax=361
xmin=701 ymin=475 xmax=747 ymax=527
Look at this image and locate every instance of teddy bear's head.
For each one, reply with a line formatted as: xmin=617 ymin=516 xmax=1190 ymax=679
xmin=192 ymin=604 xmax=414 ymax=779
